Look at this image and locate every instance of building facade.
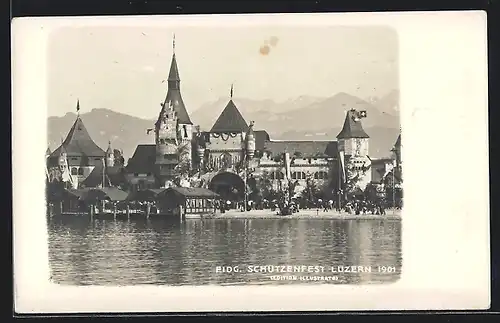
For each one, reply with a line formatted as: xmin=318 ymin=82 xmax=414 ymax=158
xmin=122 ymin=37 xmax=394 ymax=201
xmin=46 ymin=101 xmax=125 ymax=189
xmin=49 ymin=36 xmax=400 ymax=203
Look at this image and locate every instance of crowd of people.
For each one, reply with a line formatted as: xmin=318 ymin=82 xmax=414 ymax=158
xmin=213 ymin=195 xmax=401 ymax=216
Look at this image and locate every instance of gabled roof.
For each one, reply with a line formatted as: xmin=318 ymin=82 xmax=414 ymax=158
xmin=81 ymin=164 xmax=126 ymax=188
xmin=84 ymin=187 xmax=129 ymax=201
xmin=125 ymin=144 xmax=156 ymax=174
xmin=127 ymin=188 xmax=166 ymax=201
xmin=50 ymin=116 xmax=106 ymax=158
xmin=336 ymin=110 xmax=370 ymax=139
xmin=163 ymin=187 xmax=219 ymax=199
xmin=263 ymin=140 xmax=338 ymax=158
xmin=210 ymin=100 xmax=249 ymax=133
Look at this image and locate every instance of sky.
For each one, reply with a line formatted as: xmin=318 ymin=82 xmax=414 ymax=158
xmin=48 ymin=25 xmax=398 ymax=118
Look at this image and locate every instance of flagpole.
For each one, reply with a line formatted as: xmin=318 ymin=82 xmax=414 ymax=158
xmin=102 ymin=158 xmax=106 ymax=188
xmin=244 ymin=155 xmax=247 ymax=212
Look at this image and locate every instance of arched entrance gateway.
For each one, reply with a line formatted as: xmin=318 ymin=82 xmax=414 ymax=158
xmin=209 ymin=172 xmax=245 ymax=201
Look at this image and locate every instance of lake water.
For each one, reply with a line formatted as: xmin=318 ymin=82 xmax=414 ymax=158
xmin=48 ymin=216 xmax=402 ymax=286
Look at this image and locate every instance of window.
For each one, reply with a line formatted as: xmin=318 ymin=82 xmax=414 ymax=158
xmin=291 ymin=172 xmax=297 ymax=179
xmin=134 ymin=173 xmax=139 ymax=177
xmin=270 ymin=172 xmax=275 ymax=180
xmin=71 ymin=157 xmax=78 ymax=161
xmin=276 ymin=171 xmax=284 ymax=180
xmin=301 ymin=172 xmax=306 ymax=179
xmin=94 ymin=158 xmax=101 ymax=161
xmin=78 ymin=168 xmax=84 ymax=175
xmin=71 ymin=168 xmax=78 ymax=175
xmin=183 ymin=125 xmax=188 ymax=138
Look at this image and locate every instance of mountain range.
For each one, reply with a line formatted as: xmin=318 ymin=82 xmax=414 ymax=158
xmin=47 ymin=90 xmax=400 ymax=161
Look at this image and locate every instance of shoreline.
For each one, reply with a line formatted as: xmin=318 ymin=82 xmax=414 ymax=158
xmin=208 ymin=209 xmax=401 ymax=220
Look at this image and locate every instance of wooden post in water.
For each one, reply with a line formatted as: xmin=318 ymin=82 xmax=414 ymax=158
xmin=146 ymin=203 xmax=150 ymax=219
xmin=113 ymin=203 xmax=117 ymax=220
xmin=126 ymin=204 xmax=130 ymax=219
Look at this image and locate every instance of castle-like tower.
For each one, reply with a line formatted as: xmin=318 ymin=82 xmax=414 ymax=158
xmin=337 ymin=108 xmax=372 ymax=190
xmin=154 ymin=35 xmax=194 ymax=187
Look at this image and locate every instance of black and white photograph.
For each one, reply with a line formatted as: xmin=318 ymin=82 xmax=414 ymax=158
xmin=13 ymin=12 xmax=489 ymax=312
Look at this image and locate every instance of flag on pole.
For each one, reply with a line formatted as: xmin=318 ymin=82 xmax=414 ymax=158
xmin=230 ymin=84 xmax=234 ymax=99
xmin=76 ymin=99 xmax=80 ymax=114
xmin=338 ymin=150 xmax=346 ymax=182
xmin=358 ymin=110 xmax=367 ymax=118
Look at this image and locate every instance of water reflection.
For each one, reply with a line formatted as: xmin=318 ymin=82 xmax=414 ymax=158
xmin=48 ymin=216 xmax=402 ymax=286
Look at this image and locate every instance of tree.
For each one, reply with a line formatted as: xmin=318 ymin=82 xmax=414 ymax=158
xmin=364 ymin=182 xmax=379 ymax=203
xmin=113 ymin=149 xmax=125 ymax=166
xmin=256 ymin=170 xmax=273 ymax=201
xmin=343 ymin=159 xmax=370 ymax=201
xmin=383 ymin=168 xmax=403 ymax=208
xmin=172 ymin=143 xmax=193 ymax=186
xmin=299 ymin=173 xmax=321 ymax=207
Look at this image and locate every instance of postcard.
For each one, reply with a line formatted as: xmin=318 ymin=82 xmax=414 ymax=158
xmin=12 ymin=11 xmax=489 ymax=313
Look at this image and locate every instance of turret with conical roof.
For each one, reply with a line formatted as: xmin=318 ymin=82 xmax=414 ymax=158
xmin=58 ymin=139 xmax=68 ymax=171
xmin=245 ymin=121 xmax=256 ymax=159
xmin=106 ymin=141 xmax=114 ymax=167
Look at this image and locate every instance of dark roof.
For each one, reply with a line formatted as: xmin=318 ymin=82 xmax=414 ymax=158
xmin=210 ymin=100 xmax=249 ymax=133
xmin=81 ymin=164 xmax=126 ymax=188
xmin=127 ymin=188 xmax=166 ymax=201
xmin=163 ymin=187 xmax=219 ymax=199
xmin=125 ymin=144 xmax=156 ymax=174
xmin=64 ymin=188 xmax=91 ymax=199
xmin=263 ymin=140 xmax=338 ymax=158
xmin=84 ymin=187 xmax=129 ymax=201
xmin=50 ymin=116 xmax=106 ymax=158
xmin=168 ymin=54 xmax=180 ymax=81
xmin=254 ymin=130 xmax=270 ymax=151
xmin=161 ymin=53 xmax=192 ymax=125
xmin=336 ymin=110 xmax=370 ymax=139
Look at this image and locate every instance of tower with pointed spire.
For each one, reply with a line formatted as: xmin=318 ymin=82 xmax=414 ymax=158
xmin=153 ymin=35 xmax=194 ymax=186
xmin=106 ymin=141 xmax=114 ymax=167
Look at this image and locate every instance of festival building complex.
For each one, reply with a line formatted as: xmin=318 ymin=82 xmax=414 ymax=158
xmin=46 ymin=37 xmax=402 ymax=208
